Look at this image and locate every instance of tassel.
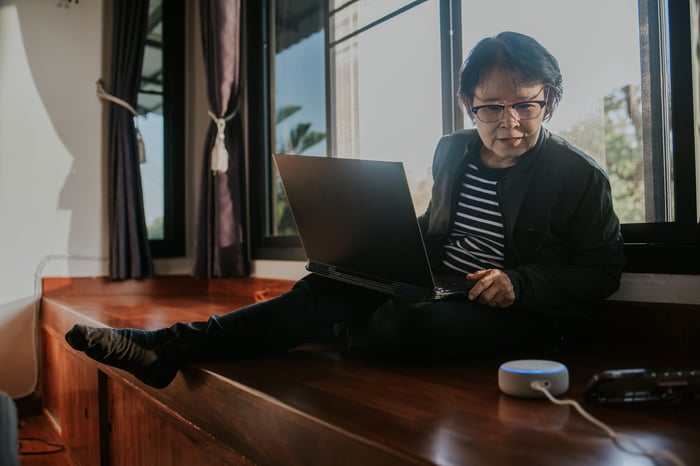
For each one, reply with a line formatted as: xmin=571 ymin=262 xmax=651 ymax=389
xmin=211 ymin=136 xmax=229 ymax=173
xmin=135 ymin=127 xmax=146 ymax=164
xmin=210 ymin=117 xmax=229 ymax=174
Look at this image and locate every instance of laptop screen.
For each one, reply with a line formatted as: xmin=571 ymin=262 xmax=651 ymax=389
xmin=274 ymin=154 xmax=436 ymax=289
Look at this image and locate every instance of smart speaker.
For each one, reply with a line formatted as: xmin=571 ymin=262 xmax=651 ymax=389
xmin=498 ymin=360 xmax=569 ymax=398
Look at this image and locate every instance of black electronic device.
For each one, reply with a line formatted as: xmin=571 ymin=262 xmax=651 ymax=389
xmin=273 ymin=154 xmax=474 ymax=300
xmin=583 ymin=368 xmax=700 ymax=405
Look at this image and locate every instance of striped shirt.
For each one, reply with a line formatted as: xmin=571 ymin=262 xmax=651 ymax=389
xmin=442 ymin=160 xmax=511 ymax=274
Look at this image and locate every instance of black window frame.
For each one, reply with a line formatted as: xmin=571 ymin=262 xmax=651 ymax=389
xmin=246 ymin=0 xmax=700 ymax=273
xmin=146 ymin=0 xmax=186 ymax=258
xmin=621 ymin=0 xmax=700 ymax=273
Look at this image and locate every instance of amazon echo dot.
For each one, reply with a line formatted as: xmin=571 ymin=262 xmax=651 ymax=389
xmin=498 ymin=360 xmax=569 ymax=398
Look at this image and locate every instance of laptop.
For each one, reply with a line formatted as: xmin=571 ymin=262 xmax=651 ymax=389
xmin=273 ymin=154 xmax=473 ymax=300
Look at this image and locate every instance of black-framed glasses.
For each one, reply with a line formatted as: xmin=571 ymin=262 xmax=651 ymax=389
xmin=471 ymin=88 xmax=549 ymax=123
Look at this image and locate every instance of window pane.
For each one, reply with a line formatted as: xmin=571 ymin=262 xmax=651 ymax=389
xmin=138 ymin=0 xmax=165 ymax=240
xmin=331 ymin=0 xmax=442 ymax=214
xmin=137 ymin=112 xmax=164 ymax=239
xmin=692 ymin=0 xmax=700 ymax=221
xmin=331 ymin=0 xmax=423 ymax=37
xmin=273 ymin=0 xmax=327 ymax=236
xmin=461 ymin=0 xmax=669 ymax=224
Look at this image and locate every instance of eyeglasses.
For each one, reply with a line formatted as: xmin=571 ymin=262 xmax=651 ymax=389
xmin=471 ymin=90 xmax=549 ymax=123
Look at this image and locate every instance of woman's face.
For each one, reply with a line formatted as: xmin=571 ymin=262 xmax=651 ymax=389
xmin=463 ymin=69 xmax=548 ymax=168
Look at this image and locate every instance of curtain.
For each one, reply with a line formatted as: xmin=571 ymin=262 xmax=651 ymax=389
xmin=193 ymin=0 xmax=249 ymax=278
xmin=107 ymin=0 xmax=154 ymax=279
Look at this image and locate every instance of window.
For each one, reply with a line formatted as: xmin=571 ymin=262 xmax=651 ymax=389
xmin=271 ymin=0 xmax=327 ymax=237
xmin=248 ymin=0 xmax=699 ymax=272
xmin=136 ymin=0 xmax=185 ymax=257
xmin=460 ymin=2 xmax=648 ymax=224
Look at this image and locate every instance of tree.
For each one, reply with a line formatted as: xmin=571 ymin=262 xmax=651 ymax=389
xmin=559 ymin=85 xmax=645 ymax=223
xmin=603 ymin=85 xmax=645 ymax=222
xmin=274 ymin=105 xmax=327 ymax=235
xmin=275 ymin=105 xmax=326 ymax=154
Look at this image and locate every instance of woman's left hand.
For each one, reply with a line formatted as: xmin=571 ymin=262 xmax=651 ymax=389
xmin=466 ymin=269 xmax=515 ymax=308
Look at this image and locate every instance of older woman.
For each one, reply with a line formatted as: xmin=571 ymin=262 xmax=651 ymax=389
xmin=66 ymin=32 xmax=625 ymax=389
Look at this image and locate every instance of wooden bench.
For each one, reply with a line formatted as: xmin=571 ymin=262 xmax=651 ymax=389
xmin=40 ymin=276 xmax=700 ymax=465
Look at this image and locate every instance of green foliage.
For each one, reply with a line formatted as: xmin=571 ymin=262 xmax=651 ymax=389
xmin=276 ymin=105 xmax=302 ymax=122
xmin=274 ymin=104 xmax=328 ymax=235
xmin=603 ymin=87 xmax=645 ymax=223
xmin=147 ymin=216 xmax=164 ymax=240
xmin=560 ymin=86 xmax=646 ymax=223
xmin=275 ymin=104 xmax=326 ymax=155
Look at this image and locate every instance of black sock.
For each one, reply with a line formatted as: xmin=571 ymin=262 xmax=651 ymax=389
xmin=65 ymin=324 xmax=179 ymax=389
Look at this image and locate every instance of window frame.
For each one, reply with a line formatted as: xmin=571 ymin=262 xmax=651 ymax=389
xmin=247 ymin=0 xmax=306 ymax=261
xmin=246 ymin=0 xmax=700 ymax=273
xmin=146 ymin=0 xmax=186 ymax=258
xmin=621 ymin=0 xmax=699 ymax=273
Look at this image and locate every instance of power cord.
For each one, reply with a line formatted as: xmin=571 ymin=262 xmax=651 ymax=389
xmin=18 ymin=436 xmax=66 ymax=456
xmin=28 ymin=254 xmax=108 ymax=394
xmin=530 ymin=381 xmax=686 ymax=466
xmin=14 ymin=255 xmax=106 ymax=456
xmin=34 ymin=254 xmax=108 ymax=308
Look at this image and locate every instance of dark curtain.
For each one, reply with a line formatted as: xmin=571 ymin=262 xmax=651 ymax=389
xmin=193 ymin=0 xmax=249 ymax=278
xmin=107 ymin=0 xmax=154 ymax=280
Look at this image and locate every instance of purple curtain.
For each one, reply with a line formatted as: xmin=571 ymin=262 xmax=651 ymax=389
xmin=193 ymin=0 xmax=249 ymax=278
xmin=107 ymin=0 xmax=154 ymax=280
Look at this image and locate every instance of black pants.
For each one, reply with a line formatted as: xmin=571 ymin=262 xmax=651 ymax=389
xmin=169 ymin=274 xmax=570 ymax=363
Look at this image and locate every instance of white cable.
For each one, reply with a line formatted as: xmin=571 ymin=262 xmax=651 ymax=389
xmin=530 ymin=381 xmax=686 ymax=466
xmin=34 ymin=254 xmax=108 ymax=312
xmin=25 ymin=255 xmax=108 ymax=397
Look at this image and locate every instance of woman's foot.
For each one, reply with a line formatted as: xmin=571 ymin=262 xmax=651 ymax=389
xmin=65 ymin=324 xmax=179 ymax=388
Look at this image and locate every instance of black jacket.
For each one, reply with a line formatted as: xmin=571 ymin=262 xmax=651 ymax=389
xmin=418 ymin=128 xmax=626 ymax=317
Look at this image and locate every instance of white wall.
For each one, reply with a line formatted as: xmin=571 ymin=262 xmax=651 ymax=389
xmin=0 ymin=0 xmax=108 ymax=398
xmin=0 ymin=0 xmax=697 ymax=400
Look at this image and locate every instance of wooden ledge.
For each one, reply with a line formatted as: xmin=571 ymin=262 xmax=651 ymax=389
xmin=40 ymin=277 xmax=700 ymax=465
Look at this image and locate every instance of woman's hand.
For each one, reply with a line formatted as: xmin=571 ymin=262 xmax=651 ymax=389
xmin=466 ymin=269 xmax=515 ymax=308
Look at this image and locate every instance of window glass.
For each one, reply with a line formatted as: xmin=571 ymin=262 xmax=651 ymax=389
xmin=273 ymin=0 xmax=327 ymax=236
xmin=331 ymin=0 xmax=442 ymax=214
xmin=461 ymin=0 xmax=662 ymax=224
xmin=256 ymin=0 xmax=698 ymax=266
xmin=692 ymin=0 xmax=700 ymax=220
xmin=138 ymin=0 xmax=165 ymax=240
xmin=331 ymin=0 xmax=423 ymax=36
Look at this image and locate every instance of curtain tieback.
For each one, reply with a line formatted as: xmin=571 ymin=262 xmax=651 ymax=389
xmin=96 ymin=79 xmax=146 ymax=163
xmin=208 ymin=104 xmax=239 ymax=174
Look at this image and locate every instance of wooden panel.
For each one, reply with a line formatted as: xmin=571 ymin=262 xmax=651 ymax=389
xmin=598 ymin=301 xmax=700 ymax=354
xmin=137 ymin=365 xmax=421 ymax=466
xmin=208 ymin=277 xmax=295 ymax=301
xmin=40 ymin=278 xmax=700 ymax=466
xmin=41 ymin=327 xmax=100 ymax=466
xmin=171 ymin=351 xmax=700 ymax=466
xmin=42 ymin=294 xmax=249 ymax=334
xmin=42 ymin=276 xmax=295 ymax=299
xmin=106 ymin=377 xmax=252 ymax=466
xmin=42 ymin=276 xmax=209 ymax=297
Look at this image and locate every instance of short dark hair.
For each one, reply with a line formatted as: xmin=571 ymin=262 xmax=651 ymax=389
xmin=459 ymin=31 xmax=563 ymax=120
